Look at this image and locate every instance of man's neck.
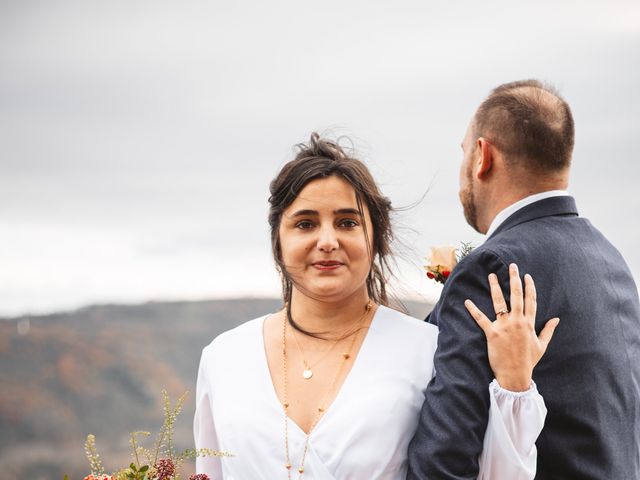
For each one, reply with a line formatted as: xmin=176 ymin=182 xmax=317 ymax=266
xmin=483 ymin=189 xmax=570 ymax=237
xmin=478 ymin=167 xmax=570 ymax=234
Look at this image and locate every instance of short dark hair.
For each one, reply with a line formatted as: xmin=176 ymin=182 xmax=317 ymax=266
xmin=268 ymin=133 xmax=394 ymax=334
xmin=474 ymin=79 xmax=575 ymax=171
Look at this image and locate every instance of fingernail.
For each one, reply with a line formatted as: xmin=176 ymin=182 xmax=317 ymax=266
xmin=488 ymin=273 xmax=496 ymax=281
xmin=510 ymin=263 xmax=518 ymax=271
xmin=525 ymin=273 xmax=532 ymax=281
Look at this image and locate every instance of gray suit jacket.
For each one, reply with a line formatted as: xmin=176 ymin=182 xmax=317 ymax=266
xmin=407 ymin=196 xmax=640 ymax=479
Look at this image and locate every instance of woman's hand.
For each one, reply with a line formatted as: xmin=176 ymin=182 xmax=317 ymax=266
xmin=464 ymin=263 xmax=559 ymax=392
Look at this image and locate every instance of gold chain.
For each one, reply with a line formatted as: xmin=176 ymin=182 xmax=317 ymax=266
xmin=290 ymin=315 xmax=367 ymax=380
xmin=281 ymin=301 xmax=372 ymax=478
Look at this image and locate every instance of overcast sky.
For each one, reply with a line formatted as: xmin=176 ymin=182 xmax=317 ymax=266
xmin=1 ymin=0 xmax=639 ymax=317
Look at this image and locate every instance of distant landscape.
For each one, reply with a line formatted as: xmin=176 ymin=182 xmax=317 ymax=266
xmin=0 ymin=298 xmax=433 ymax=480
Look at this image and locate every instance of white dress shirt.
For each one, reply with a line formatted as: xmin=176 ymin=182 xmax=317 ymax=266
xmin=194 ymin=305 xmax=546 ymax=479
xmin=486 ymin=190 xmax=570 ymax=238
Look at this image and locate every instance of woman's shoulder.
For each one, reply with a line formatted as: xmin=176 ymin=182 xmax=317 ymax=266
xmin=375 ymin=305 xmax=438 ymax=338
xmin=372 ymin=305 xmax=438 ymax=373
xmin=201 ymin=314 xmax=268 ymax=358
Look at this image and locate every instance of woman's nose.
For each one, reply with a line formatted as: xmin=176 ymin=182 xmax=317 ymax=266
xmin=316 ymin=225 xmax=339 ymax=252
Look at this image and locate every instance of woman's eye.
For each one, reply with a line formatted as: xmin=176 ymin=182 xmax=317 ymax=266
xmin=295 ymin=220 xmax=314 ymax=229
xmin=339 ymin=219 xmax=359 ymax=228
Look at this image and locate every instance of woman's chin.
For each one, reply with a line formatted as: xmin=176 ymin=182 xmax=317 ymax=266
xmin=302 ymin=281 xmax=366 ymax=303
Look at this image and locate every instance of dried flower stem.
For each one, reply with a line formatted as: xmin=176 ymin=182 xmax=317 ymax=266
xmin=84 ymin=434 xmax=105 ymax=475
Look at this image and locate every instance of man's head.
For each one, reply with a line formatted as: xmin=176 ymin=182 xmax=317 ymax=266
xmin=459 ymin=79 xmax=575 ymax=233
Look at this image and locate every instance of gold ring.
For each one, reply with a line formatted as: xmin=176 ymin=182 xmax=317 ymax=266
xmin=496 ymin=309 xmax=509 ymax=316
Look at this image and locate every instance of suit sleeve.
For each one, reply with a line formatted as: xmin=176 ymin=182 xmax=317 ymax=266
xmin=407 ymin=249 xmax=510 ymax=479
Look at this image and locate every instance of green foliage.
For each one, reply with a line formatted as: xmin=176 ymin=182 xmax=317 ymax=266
xmin=84 ymin=391 xmax=231 ymax=480
xmin=456 ymin=241 xmax=475 ymax=262
xmin=113 ymin=462 xmax=151 ymax=480
xmin=152 ymin=390 xmax=188 ymax=464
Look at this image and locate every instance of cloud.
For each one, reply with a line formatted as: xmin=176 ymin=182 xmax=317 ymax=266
xmin=1 ymin=0 xmax=638 ymax=315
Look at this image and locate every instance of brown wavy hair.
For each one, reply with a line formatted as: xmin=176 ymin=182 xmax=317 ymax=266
xmin=268 ymin=132 xmax=393 ymax=335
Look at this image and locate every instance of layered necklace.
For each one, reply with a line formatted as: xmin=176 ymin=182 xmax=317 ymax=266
xmin=281 ymin=300 xmax=373 ymax=479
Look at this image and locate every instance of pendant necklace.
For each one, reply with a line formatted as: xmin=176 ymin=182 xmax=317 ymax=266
xmin=290 ymin=301 xmax=372 ymax=380
xmin=281 ymin=300 xmax=373 ymax=478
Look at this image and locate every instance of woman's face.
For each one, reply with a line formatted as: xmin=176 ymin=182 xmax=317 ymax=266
xmin=278 ymin=175 xmax=374 ymax=303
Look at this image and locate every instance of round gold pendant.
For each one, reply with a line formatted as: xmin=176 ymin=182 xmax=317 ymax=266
xmin=302 ymin=369 xmax=313 ymax=379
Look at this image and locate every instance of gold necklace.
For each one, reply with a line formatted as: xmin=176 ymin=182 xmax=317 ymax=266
xmin=289 ymin=302 xmax=373 ymax=380
xmin=292 ymin=332 xmax=339 ymax=380
xmin=281 ymin=301 xmax=372 ymax=478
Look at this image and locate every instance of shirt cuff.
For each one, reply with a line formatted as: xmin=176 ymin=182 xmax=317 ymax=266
xmin=490 ymin=378 xmax=539 ymax=398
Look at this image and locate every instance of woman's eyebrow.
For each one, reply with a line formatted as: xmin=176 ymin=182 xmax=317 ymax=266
xmin=290 ymin=209 xmax=319 ymax=217
xmin=334 ymin=208 xmax=362 ymax=216
xmin=289 ymin=208 xmax=361 ymax=218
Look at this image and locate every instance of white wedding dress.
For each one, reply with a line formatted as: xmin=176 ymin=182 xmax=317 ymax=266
xmin=194 ymin=305 xmax=546 ymax=479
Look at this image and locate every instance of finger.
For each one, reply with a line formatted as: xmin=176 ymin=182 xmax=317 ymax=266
xmin=509 ymin=263 xmax=524 ymax=314
xmin=488 ymin=273 xmax=508 ymax=318
xmin=538 ymin=317 xmax=560 ymax=352
xmin=464 ymin=299 xmax=493 ymax=334
xmin=524 ymin=273 xmax=537 ymax=321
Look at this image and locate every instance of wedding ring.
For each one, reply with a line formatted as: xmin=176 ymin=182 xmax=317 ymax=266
xmin=496 ymin=309 xmax=509 ymax=316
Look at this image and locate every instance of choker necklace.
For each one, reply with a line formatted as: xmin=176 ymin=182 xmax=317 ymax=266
xmin=281 ymin=300 xmax=373 ymax=478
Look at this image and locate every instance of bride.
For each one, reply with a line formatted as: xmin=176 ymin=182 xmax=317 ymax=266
xmin=194 ymin=133 xmax=558 ymax=479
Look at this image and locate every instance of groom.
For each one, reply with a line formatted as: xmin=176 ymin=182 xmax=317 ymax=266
xmin=407 ymin=80 xmax=640 ymax=479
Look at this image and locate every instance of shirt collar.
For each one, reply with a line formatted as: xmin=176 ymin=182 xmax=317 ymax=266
xmin=485 ymin=190 xmax=570 ymax=238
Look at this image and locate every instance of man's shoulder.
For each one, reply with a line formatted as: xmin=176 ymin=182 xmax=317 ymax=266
xmin=447 ymin=242 xmax=509 ymax=281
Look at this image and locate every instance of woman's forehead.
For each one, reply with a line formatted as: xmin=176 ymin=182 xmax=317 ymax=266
xmin=289 ymin=176 xmax=359 ymax=208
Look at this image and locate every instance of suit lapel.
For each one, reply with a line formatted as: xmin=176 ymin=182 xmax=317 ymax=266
xmin=488 ymin=196 xmax=579 ymax=240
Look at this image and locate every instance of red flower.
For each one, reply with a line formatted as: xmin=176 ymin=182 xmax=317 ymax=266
xmin=426 ymin=271 xmax=435 ymax=279
xmin=189 ymin=475 xmax=210 ymax=480
xmin=154 ymin=458 xmax=176 ymax=480
xmin=442 ymin=270 xmax=450 ymax=278
xmin=84 ymin=476 xmax=112 ymax=480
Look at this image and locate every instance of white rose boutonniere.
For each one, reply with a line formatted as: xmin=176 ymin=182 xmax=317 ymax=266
xmin=424 ymin=242 xmax=474 ymax=284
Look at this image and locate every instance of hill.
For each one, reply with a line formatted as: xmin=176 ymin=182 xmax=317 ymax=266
xmin=0 ymin=298 xmax=433 ymax=479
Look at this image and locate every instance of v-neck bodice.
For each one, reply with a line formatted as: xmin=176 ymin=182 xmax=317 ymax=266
xmin=259 ymin=306 xmax=381 ymax=437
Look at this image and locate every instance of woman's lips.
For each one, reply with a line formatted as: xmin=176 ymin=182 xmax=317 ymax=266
xmin=312 ymin=261 xmax=343 ymax=271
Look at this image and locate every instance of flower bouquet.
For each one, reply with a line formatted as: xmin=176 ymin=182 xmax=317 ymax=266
xmin=66 ymin=390 xmax=229 ymax=480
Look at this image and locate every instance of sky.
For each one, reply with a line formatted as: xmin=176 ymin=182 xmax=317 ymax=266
xmin=1 ymin=0 xmax=639 ymax=317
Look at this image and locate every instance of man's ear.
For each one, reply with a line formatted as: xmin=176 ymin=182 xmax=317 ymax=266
xmin=475 ymin=137 xmax=493 ymax=179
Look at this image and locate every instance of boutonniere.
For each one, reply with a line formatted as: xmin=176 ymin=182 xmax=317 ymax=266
xmin=424 ymin=242 xmax=474 ymax=284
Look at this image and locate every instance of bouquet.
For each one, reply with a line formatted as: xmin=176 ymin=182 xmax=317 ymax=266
xmin=68 ymin=390 xmax=229 ymax=480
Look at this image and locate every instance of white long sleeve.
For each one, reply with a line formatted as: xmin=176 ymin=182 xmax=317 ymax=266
xmin=478 ymin=379 xmax=547 ymax=480
xmin=194 ymin=348 xmax=223 ymax=479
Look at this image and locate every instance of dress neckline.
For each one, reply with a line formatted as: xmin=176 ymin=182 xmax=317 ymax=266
xmin=258 ymin=304 xmax=385 ymax=437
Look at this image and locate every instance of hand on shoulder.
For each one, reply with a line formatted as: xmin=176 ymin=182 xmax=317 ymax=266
xmin=464 ymin=263 xmax=560 ymax=392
